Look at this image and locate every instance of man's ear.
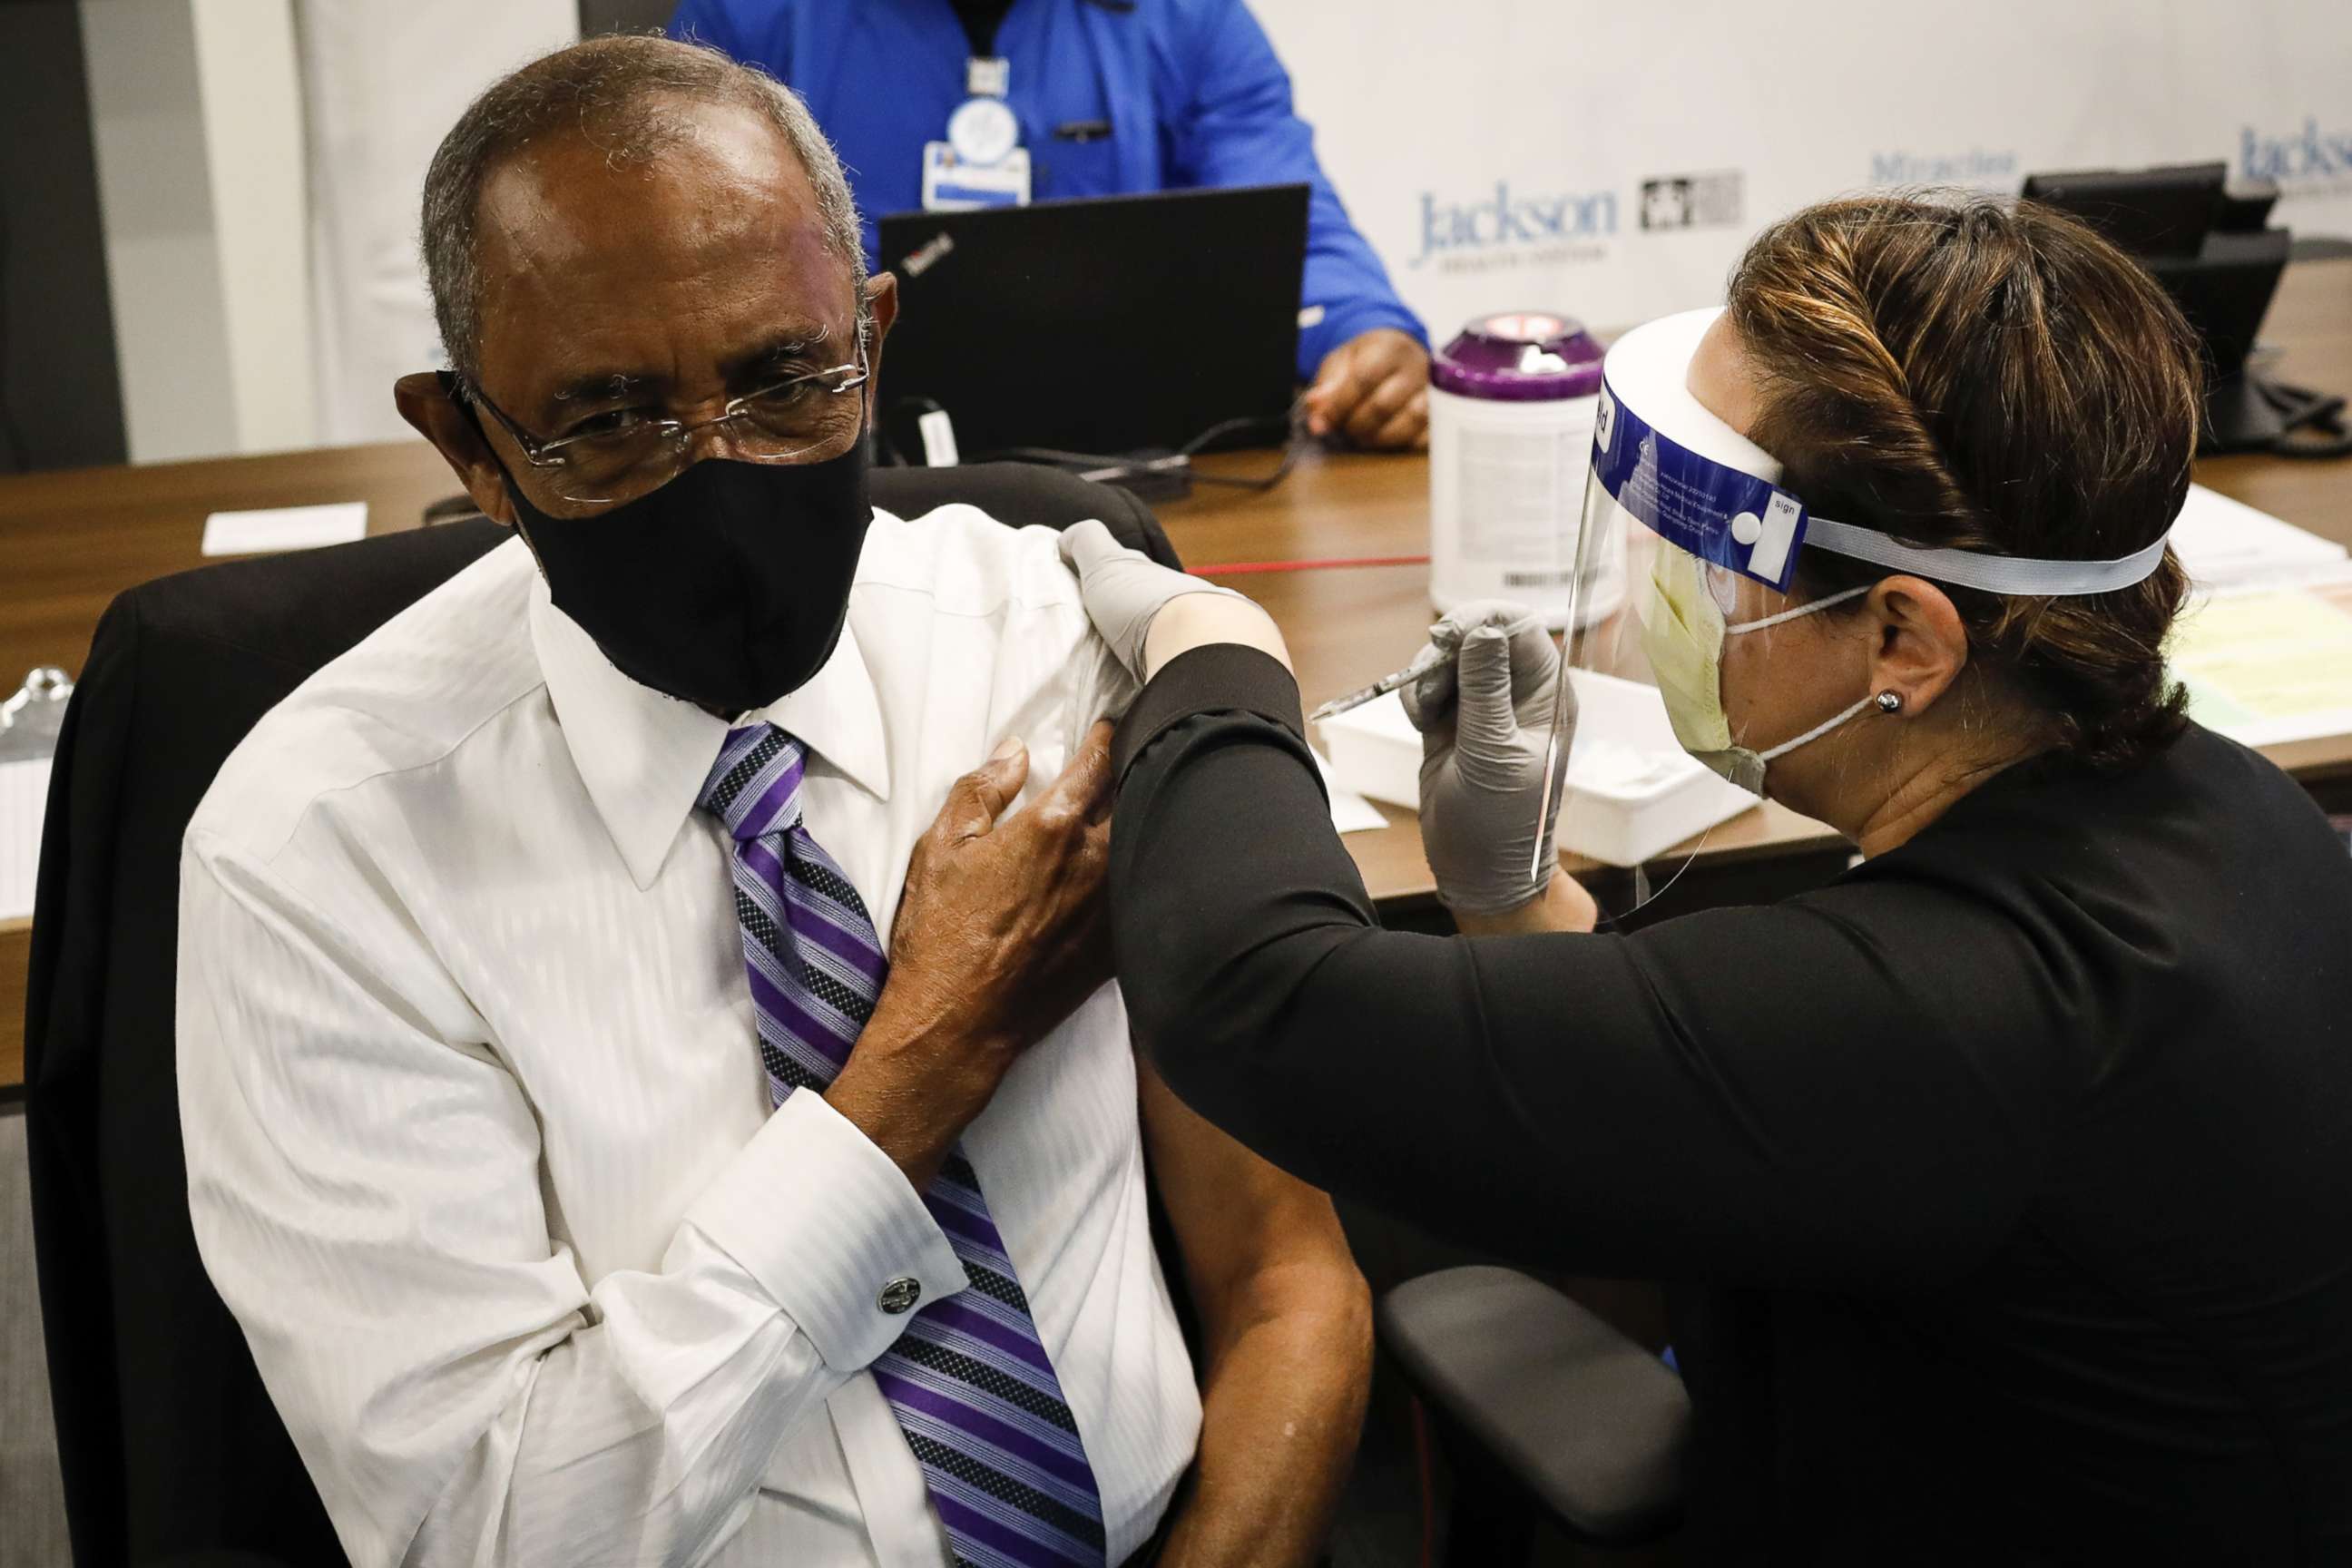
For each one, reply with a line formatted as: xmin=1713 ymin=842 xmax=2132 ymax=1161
xmin=862 ymin=270 xmax=898 ymax=416
xmin=394 ymin=372 xmax=520 ymax=528
xmin=1865 ymin=574 xmax=1970 ymax=717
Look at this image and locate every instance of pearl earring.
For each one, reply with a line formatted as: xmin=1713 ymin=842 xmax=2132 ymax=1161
xmin=1876 ymin=691 xmax=1904 ymax=714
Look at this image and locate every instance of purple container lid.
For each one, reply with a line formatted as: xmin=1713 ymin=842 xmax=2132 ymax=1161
xmin=1430 ymin=310 xmax=1605 ymax=401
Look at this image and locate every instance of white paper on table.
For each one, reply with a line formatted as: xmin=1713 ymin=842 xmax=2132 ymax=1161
xmin=0 ymin=757 xmax=51 ymax=921
xmin=2169 ymin=484 xmax=2347 ymax=591
xmin=1313 ymin=750 xmax=1390 ymax=834
xmin=2171 ymin=565 xmax=2352 ymax=749
xmin=201 ymin=501 xmax=370 ymax=556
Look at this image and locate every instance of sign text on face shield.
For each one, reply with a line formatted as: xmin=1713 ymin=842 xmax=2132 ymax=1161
xmin=1590 ymin=378 xmax=1808 ymax=593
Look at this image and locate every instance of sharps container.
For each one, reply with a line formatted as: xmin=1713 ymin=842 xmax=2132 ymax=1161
xmin=1427 ymin=312 xmax=1620 ymax=629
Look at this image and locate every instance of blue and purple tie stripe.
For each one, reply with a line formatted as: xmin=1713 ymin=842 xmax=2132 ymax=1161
xmin=699 ymin=724 xmax=1107 ymax=1568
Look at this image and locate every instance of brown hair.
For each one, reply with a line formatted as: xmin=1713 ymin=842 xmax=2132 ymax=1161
xmin=1726 ymin=191 xmax=2202 ymax=769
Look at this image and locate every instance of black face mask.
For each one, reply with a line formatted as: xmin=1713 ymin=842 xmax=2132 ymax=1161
xmin=503 ymin=444 xmax=872 ymax=714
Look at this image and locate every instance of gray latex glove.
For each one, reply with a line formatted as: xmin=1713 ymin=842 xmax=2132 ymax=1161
xmin=1057 ymin=519 xmax=1246 ymax=679
xmin=1396 ymin=600 xmax=1576 ymax=915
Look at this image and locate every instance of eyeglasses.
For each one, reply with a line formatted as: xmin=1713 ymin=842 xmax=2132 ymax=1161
xmin=454 ymin=345 xmax=871 ymax=506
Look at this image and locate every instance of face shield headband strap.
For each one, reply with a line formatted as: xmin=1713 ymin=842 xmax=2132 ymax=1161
xmin=1603 ymin=416 xmax=2177 ymax=600
xmin=1597 ymin=307 xmax=2175 ymax=602
xmin=1801 ymin=515 xmax=2172 ymax=598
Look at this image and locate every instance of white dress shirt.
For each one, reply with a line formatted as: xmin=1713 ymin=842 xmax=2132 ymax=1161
xmin=177 ymin=507 xmax=1200 ymax=1568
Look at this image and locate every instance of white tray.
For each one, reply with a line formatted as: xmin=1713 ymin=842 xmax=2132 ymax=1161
xmin=1316 ymin=670 xmax=1758 ymax=867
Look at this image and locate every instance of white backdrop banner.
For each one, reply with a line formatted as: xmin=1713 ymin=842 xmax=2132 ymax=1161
xmin=299 ymin=0 xmax=578 ymax=446
xmin=1257 ymin=0 xmax=2352 ymax=341
xmin=296 ymin=2 xmax=2348 ymax=443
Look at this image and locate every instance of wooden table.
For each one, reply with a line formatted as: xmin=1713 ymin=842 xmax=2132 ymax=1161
xmin=5 ymin=257 xmax=2350 ymax=1090
xmin=0 ymin=446 xmax=469 ymax=1092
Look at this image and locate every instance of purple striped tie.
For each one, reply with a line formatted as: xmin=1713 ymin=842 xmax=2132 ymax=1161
xmin=699 ymin=724 xmax=1108 ymax=1568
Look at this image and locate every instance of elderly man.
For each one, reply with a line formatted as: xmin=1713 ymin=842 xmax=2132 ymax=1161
xmin=176 ymin=34 xmax=1368 ymax=1568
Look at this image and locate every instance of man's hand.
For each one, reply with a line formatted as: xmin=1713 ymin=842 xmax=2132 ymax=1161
xmin=1301 ymin=327 xmax=1430 ymax=450
xmin=826 ymin=725 xmax=1115 ymax=1186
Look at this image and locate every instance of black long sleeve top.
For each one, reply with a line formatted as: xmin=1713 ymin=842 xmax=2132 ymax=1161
xmin=1108 ymin=644 xmax=2352 ymax=1563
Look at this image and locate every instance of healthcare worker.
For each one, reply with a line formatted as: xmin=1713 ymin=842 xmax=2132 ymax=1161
xmin=1027 ymin=194 xmax=2352 ymax=1558
xmin=667 ymin=0 xmax=1432 ymax=448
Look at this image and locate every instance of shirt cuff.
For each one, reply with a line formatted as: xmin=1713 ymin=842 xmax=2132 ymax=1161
xmin=683 ymin=1091 xmax=967 ymax=1372
xmin=1111 ymin=643 xmax=1310 ymax=789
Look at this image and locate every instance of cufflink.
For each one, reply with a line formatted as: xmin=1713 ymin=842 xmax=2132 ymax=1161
xmin=878 ymin=1276 xmax=923 ymax=1315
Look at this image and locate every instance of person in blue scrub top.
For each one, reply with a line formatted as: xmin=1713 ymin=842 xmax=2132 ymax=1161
xmin=669 ymin=0 xmax=1435 ymax=449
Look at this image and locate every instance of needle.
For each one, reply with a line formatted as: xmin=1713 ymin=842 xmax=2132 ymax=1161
xmin=1307 ymin=645 xmax=1448 ymax=723
xmin=1308 ymin=612 xmax=1551 ymax=725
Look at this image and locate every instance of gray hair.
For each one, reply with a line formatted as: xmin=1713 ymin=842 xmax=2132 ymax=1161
xmin=419 ymin=34 xmax=867 ymax=387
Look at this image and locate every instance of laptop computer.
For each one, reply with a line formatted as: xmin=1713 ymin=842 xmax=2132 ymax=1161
xmin=877 ymin=183 xmax=1308 ymax=461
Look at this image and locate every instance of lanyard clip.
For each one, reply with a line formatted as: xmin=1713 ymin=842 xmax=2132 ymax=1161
xmin=966 ymin=56 xmax=1009 ymax=98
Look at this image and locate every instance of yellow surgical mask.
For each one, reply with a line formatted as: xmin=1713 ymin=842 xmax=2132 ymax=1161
xmin=1637 ymin=540 xmax=1874 ymax=795
xmin=1639 ymin=542 xmax=1738 ymax=757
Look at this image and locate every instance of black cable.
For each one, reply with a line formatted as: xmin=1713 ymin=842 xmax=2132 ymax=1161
xmin=974 ymin=441 xmax=1299 ymax=495
xmin=1178 ymin=413 xmax=1281 ymax=456
xmin=0 ymin=196 xmax=28 ymax=473
xmin=1191 ymin=441 xmax=1300 ymax=492
xmin=974 ymin=399 xmax=1309 ymax=495
xmin=2259 ymin=379 xmax=2352 ymax=459
xmin=1177 ymin=410 xmax=1304 ymax=489
xmin=2273 ymin=425 xmax=2352 ymax=459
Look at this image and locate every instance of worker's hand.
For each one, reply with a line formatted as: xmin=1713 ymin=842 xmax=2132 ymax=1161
xmin=1302 ymin=328 xmax=1430 ymax=450
xmin=1059 ymin=519 xmax=1269 ymax=680
xmin=828 ymin=726 xmax=1115 ymax=1185
xmin=1398 ymin=602 xmax=1574 ymax=916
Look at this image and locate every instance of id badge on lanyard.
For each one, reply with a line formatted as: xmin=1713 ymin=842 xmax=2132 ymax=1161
xmin=922 ymin=55 xmax=1031 ymax=211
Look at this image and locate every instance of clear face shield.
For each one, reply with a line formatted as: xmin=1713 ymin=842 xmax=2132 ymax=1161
xmin=1533 ymin=308 xmax=2174 ymax=908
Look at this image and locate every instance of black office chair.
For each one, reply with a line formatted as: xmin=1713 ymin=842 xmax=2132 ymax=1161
xmin=21 ymin=463 xmax=1177 ymax=1568
xmin=1379 ymin=1267 xmax=1690 ymax=1560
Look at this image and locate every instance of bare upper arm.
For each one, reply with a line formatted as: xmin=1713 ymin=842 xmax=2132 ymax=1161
xmin=1137 ymin=1056 xmax=1364 ymax=1342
